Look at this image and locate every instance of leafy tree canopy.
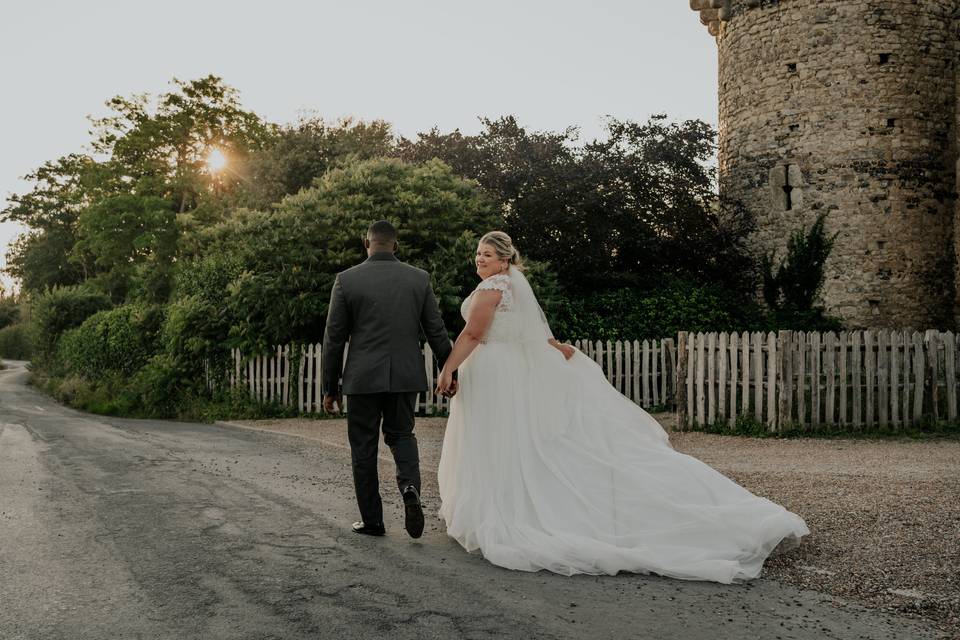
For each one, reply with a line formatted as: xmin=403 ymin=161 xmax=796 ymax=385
xmin=192 ymin=157 xmax=498 ymax=351
xmin=396 ymin=115 xmax=755 ymax=298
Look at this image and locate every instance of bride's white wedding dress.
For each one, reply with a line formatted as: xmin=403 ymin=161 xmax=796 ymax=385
xmin=437 ymin=267 xmax=809 ymax=584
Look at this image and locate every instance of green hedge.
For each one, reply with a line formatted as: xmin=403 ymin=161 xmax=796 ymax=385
xmin=547 ymin=279 xmax=760 ymax=342
xmin=57 ymin=304 xmax=163 ymax=381
xmin=30 ymin=286 xmax=112 ymax=365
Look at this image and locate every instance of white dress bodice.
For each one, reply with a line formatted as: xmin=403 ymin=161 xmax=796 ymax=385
xmin=460 ymin=274 xmax=522 ymax=343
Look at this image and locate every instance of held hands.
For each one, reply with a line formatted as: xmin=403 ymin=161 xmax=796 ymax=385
xmin=435 ymin=368 xmax=459 ymax=397
xmin=322 ymin=393 xmax=343 ymax=414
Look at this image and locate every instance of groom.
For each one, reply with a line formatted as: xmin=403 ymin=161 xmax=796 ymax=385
xmin=321 ymin=220 xmax=456 ymax=539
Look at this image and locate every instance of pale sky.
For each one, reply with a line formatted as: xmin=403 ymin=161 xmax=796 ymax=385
xmin=0 ymin=0 xmax=718 ymax=293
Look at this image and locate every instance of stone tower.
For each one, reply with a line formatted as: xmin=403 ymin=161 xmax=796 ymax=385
xmin=690 ymin=0 xmax=959 ymax=329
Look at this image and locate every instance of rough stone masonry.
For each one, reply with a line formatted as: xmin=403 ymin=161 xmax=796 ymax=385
xmin=690 ymin=0 xmax=960 ymax=329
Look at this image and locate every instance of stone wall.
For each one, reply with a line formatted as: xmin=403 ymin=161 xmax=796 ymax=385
xmin=695 ymin=0 xmax=959 ymax=329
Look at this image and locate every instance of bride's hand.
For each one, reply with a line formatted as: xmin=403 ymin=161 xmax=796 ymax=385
xmin=549 ymin=339 xmax=576 ymax=360
xmin=436 ymin=368 xmax=454 ymax=395
xmin=557 ymin=343 xmax=576 ymax=360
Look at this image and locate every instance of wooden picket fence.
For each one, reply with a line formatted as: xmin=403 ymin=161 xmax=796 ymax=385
xmin=676 ymin=329 xmax=960 ymax=431
xmin=213 ymin=329 xmax=960 ymax=431
xmin=223 ymin=338 xmax=676 ymax=415
xmin=572 ymin=338 xmax=676 ymax=409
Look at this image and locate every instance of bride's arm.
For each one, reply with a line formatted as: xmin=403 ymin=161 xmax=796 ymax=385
xmin=436 ymin=290 xmax=501 ymax=393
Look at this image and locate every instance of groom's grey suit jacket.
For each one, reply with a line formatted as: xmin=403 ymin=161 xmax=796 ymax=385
xmin=322 ymin=252 xmax=453 ymax=396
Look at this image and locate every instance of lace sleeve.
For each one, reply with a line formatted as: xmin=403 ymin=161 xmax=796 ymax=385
xmin=475 ymin=274 xmax=513 ymax=310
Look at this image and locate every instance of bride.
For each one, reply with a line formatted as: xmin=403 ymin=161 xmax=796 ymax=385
xmin=434 ymin=231 xmax=809 ymax=584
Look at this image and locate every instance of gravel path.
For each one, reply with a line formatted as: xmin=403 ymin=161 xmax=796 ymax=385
xmin=227 ymin=413 xmax=960 ymax=636
xmin=667 ymin=429 xmax=960 ymax=635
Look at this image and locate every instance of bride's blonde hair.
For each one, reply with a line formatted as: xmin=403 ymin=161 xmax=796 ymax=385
xmin=479 ymin=231 xmax=525 ymax=271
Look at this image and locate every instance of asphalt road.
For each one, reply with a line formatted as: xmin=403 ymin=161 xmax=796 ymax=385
xmin=0 ymin=361 xmax=946 ymax=640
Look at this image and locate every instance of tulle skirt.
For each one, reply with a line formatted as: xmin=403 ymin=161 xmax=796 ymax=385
xmin=437 ymin=342 xmax=810 ymax=583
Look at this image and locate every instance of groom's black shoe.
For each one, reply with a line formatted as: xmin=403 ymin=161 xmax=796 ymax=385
xmin=402 ymin=485 xmax=425 ymax=539
xmin=351 ymin=521 xmax=385 ymax=536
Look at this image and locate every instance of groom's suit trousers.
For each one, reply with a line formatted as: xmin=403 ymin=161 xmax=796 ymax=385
xmin=345 ymin=391 xmax=420 ymax=526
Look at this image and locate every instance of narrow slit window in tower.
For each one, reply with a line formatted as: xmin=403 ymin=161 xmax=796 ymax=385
xmin=878 ymin=53 xmax=891 ymax=65
xmin=769 ymin=164 xmax=803 ymax=212
xmin=783 ymin=170 xmax=794 ymax=211
xmin=787 ymin=62 xmax=797 ymax=73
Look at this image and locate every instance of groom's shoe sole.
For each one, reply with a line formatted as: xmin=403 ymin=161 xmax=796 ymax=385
xmin=351 ymin=521 xmax=385 ymax=536
xmin=402 ymin=488 xmax=425 ymax=539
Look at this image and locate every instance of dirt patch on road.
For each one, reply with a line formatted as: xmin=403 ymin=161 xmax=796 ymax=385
xmin=221 ymin=413 xmax=960 ymax=635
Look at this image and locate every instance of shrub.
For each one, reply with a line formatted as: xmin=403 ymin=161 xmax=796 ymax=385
xmin=125 ymin=354 xmax=189 ymax=418
xmin=761 ymin=212 xmax=843 ymax=330
xmin=160 ymin=295 xmax=233 ymax=374
xmin=49 ymin=375 xmax=91 ymax=406
xmin=56 ymin=304 xmax=163 ymax=381
xmin=30 ymin=286 xmax=112 ymax=365
xmin=547 ymin=278 xmax=752 ymax=341
xmin=0 ymin=323 xmax=32 ymax=359
xmin=0 ymin=297 xmax=20 ymax=329
xmin=122 ymin=353 xmax=295 ymax=421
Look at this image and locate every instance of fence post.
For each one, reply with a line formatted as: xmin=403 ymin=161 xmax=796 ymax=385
xmin=728 ymin=332 xmax=739 ymax=427
xmin=665 ymin=338 xmax=676 ymax=408
xmin=282 ymin=345 xmax=290 ymax=407
xmin=696 ymin=332 xmax=706 ymax=428
xmin=864 ymin=330 xmax=875 ymax=427
xmin=810 ymin=331 xmax=821 ymax=428
xmin=777 ymin=330 xmax=791 ymax=431
xmin=765 ymin=330 xmax=777 ymax=431
xmin=717 ymin=332 xmax=728 ymax=424
xmin=799 ymin=331 xmax=808 ymax=429
xmin=945 ymin=331 xmax=957 ymax=422
xmin=324 ymin=342 xmax=332 ymax=413
xmin=925 ymin=330 xmax=940 ymax=422
xmin=424 ymin=342 xmax=434 ymax=415
xmin=878 ymin=330 xmax=889 ymax=428
xmin=676 ymin=332 xmax=688 ymax=430
xmin=912 ymin=331 xmax=924 ymax=425
xmin=706 ymin=333 xmax=716 ymax=426
xmin=825 ymin=331 xmax=836 ymax=425
xmin=297 ymin=345 xmax=306 ymax=413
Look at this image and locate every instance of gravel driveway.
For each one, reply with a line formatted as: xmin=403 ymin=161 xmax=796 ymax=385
xmin=229 ymin=413 xmax=960 ymax=636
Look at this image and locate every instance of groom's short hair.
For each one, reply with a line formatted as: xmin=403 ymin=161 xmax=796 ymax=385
xmin=367 ymin=220 xmax=398 ymax=245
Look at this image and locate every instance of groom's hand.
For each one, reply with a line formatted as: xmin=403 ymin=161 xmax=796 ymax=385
xmin=435 ymin=369 xmax=454 ymax=397
xmin=323 ymin=393 xmax=342 ymax=414
xmin=443 ymin=379 xmax=459 ymax=398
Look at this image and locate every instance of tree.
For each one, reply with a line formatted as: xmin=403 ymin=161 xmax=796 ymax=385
xmin=72 ymin=195 xmax=178 ymax=302
xmin=761 ymin=213 xmax=842 ymax=330
xmin=89 ymin=75 xmax=271 ymax=212
xmin=0 ymin=296 xmax=19 ymax=330
xmin=196 ymin=157 xmax=498 ymax=351
xmin=4 ymin=77 xmax=270 ymax=296
xmin=234 ymin=116 xmax=395 ymax=210
xmin=580 ymin=116 xmax=754 ymax=296
xmin=396 ymin=115 xmax=755 ymax=298
xmin=5 ymin=230 xmax=86 ymax=292
xmin=2 ymin=154 xmax=110 ymax=290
